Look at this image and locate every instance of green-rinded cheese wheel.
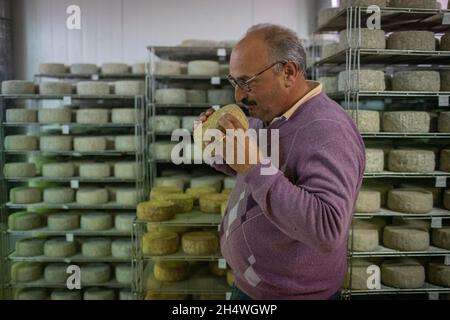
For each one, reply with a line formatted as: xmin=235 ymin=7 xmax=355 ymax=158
xmin=8 ymin=211 xmax=44 ymax=230
xmin=16 ymin=288 xmax=49 ymax=300
xmin=112 ymin=239 xmax=132 ymax=259
xmin=44 ymin=263 xmax=70 ymax=283
xmin=111 ymin=108 xmax=136 ymax=124
xmin=114 ymin=213 xmax=135 ymax=232
xmin=44 ymin=238 xmax=77 ymax=257
xmin=42 ymin=163 xmax=75 ymax=177
xmin=47 ymin=212 xmax=79 ymax=231
xmin=39 ymin=136 xmax=73 ymax=151
xmin=10 ymin=187 xmax=42 ymax=204
xmin=115 ymin=264 xmax=132 ymax=285
xmin=82 ymin=238 xmax=112 ymax=257
xmin=81 ymin=212 xmax=113 ymax=231
xmin=43 ymin=188 xmax=75 ymax=204
xmin=115 ymin=135 xmax=137 ymax=152
xmin=38 ymin=108 xmax=72 ymax=123
xmin=81 ymin=264 xmax=111 ymax=284
xmin=5 ymin=135 xmax=38 ymax=151
xmin=6 ymin=109 xmax=37 ymax=123
xmin=114 ymin=162 xmax=137 ymax=179
xmin=11 ymin=262 xmax=43 ymax=282
xmin=15 ymin=238 xmax=45 ymax=257
xmin=4 ymin=163 xmax=37 ymax=178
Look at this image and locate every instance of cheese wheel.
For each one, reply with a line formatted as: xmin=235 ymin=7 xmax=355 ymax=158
xmin=115 ymin=81 xmax=145 ymax=96
xmin=82 ymin=238 xmax=112 ymax=257
xmin=440 ymin=150 xmax=450 ymax=172
xmin=116 ymin=188 xmax=138 ymax=206
xmin=187 ymin=89 xmax=207 ymax=103
xmin=186 ymin=187 xmax=217 ymax=205
xmin=441 ymin=34 xmax=450 ymax=52
xmin=152 ymin=116 xmax=181 ymax=133
xmin=354 ymin=189 xmax=381 ymax=213
xmin=388 ymin=149 xmax=435 ymax=173
xmin=439 ymin=112 xmax=450 ymax=133
xmin=41 ymin=163 xmax=74 ymax=178
xmin=44 ymin=238 xmax=77 ymax=257
xmin=79 ymin=163 xmax=110 ymax=178
xmin=39 ymin=63 xmax=67 ymax=74
xmin=443 ymin=190 xmax=450 ymax=210
xmin=345 ymin=259 xmax=375 ymax=290
xmin=48 ymin=213 xmax=79 ymax=230
xmin=81 ymin=212 xmax=113 ymax=231
xmin=365 ymin=149 xmax=384 ymax=173
xmin=76 ymin=188 xmax=108 ymax=205
xmin=11 ymin=262 xmax=43 ymax=282
xmin=114 ymin=213 xmax=135 ymax=232
xmin=392 ymin=71 xmax=440 ymax=92
xmin=338 ymin=70 xmax=386 ymax=92
xmin=119 ymin=290 xmax=133 ymax=300
xmin=112 ymin=239 xmax=132 ymax=259
xmin=188 ymin=61 xmax=220 ymax=76
xmin=81 ymin=264 xmax=111 ymax=284
xmin=39 ymin=82 xmax=72 ymax=95
xmin=349 ymin=225 xmax=379 ymax=252
xmin=182 ymin=231 xmax=218 ymax=255
xmin=154 ymin=177 xmax=186 ymax=191
xmin=154 ymin=261 xmax=189 ymax=282
xmin=207 ymin=89 xmax=235 ymax=105
xmin=321 ymin=42 xmax=340 ymax=59
xmin=6 ymin=109 xmax=37 ymax=123
xmin=387 ymin=188 xmax=433 ymax=214
xmin=5 ymin=135 xmax=38 ymax=151
xmin=199 ymin=193 xmax=229 ymax=214
xmin=149 ymin=186 xmax=183 ymax=199
xmin=43 ymin=187 xmax=75 ymax=204
xmin=4 ymin=163 xmax=37 ymax=178
xmin=76 ymin=109 xmax=109 ymax=124
xmin=388 ymin=31 xmax=436 ymax=51
xmin=340 ymin=0 xmax=387 ymax=7
xmin=1 ymin=80 xmax=35 ymax=94
xmin=383 ymin=225 xmax=430 ymax=251
xmin=180 ymin=115 xmax=197 ymax=130
xmin=38 ymin=108 xmax=72 ymax=124
xmin=150 ymin=143 xmax=177 ymax=161
xmin=339 ymin=29 xmax=386 ymax=49
xmin=83 ymin=288 xmax=115 ymax=300
xmin=381 ymin=259 xmax=425 ymax=289
xmin=114 ymin=162 xmax=136 ymax=179
xmin=382 ymin=112 xmax=430 ymax=133
xmin=190 ymin=176 xmax=223 ymax=192
xmin=115 ymin=264 xmax=132 ymax=284
xmin=8 ymin=211 xmax=43 ymax=230
xmin=16 ymin=289 xmax=49 ymax=300
xmin=10 ymin=187 xmax=42 ymax=204
xmin=39 ymin=136 xmax=72 ymax=151
xmin=389 ymin=0 xmax=437 ymax=9
xmin=115 ymin=135 xmax=137 ymax=152
xmin=132 ymin=63 xmax=145 ymax=75
xmin=137 ymin=200 xmax=176 ymax=222
xmin=142 ymin=231 xmax=179 ymax=256
xmin=318 ymin=7 xmax=340 ymax=26
xmin=15 ymin=238 xmax=45 ymax=257
xmin=76 ymin=81 xmax=110 ymax=95
xmin=70 ymin=63 xmax=98 ymax=75
xmin=431 ymin=227 xmax=450 ymax=250
xmin=155 ymin=60 xmax=181 ymax=76
xmin=111 ymin=108 xmax=136 ymax=124
xmin=44 ymin=263 xmax=69 ymax=283
xmin=152 ymin=193 xmax=194 ymax=214
xmin=73 ymin=137 xmax=106 ymax=152
xmin=441 ymin=71 xmax=450 ymax=91
xmin=346 ymin=110 xmax=380 ymax=133
xmin=101 ymin=63 xmax=130 ymax=75
xmin=155 ymin=89 xmax=187 ymax=104
xmin=51 ymin=289 xmax=82 ymax=300
xmin=319 ymin=77 xmax=338 ymax=94
xmin=427 ymin=262 xmax=450 ymax=287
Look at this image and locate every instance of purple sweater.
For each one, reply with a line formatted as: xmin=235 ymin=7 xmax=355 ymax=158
xmin=213 ymin=92 xmax=365 ymax=300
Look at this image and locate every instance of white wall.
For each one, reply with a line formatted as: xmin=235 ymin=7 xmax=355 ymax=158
xmin=13 ymin=0 xmax=323 ymax=80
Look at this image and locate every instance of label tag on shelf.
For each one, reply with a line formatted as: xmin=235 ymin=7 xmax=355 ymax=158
xmin=62 ymin=125 xmax=70 ymax=135
xmin=431 ymin=217 xmax=443 ymax=229
xmin=212 ymin=105 xmax=221 ymax=111
xmin=439 ymin=95 xmax=450 ymax=107
xmin=436 ymin=176 xmax=447 ymax=188
xmin=70 ymin=180 xmax=79 ymax=189
xmin=66 ymin=234 xmax=74 ymax=242
xmin=62 ymin=205 xmax=69 ymax=210
xmin=428 ymin=292 xmax=439 ymax=300
xmin=443 ymin=13 xmax=450 ymax=25
xmin=211 ymin=77 xmax=221 ymax=85
xmin=218 ymin=259 xmax=227 ymax=269
xmin=91 ymin=74 xmax=99 ymax=81
xmin=225 ymin=292 xmax=232 ymax=300
xmin=63 ymin=96 xmax=72 ymax=106
xmin=217 ymin=48 xmax=227 ymax=57
xmin=445 ymin=255 xmax=450 ymax=266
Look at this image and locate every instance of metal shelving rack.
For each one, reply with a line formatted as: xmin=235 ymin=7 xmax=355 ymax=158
xmin=0 ymin=92 xmax=146 ymax=300
xmin=312 ymin=6 xmax=450 ymax=300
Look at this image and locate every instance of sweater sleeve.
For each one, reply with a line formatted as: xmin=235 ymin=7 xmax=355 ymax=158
xmin=205 ymin=155 xmax=237 ymax=177
xmin=244 ymin=139 xmax=363 ymax=253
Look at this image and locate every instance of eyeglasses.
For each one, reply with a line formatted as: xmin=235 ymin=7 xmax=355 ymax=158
xmin=227 ymin=61 xmax=285 ymax=92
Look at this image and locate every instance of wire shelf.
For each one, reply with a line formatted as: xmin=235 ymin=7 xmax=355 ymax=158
xmin=148 ymin=46 xmax=233 ymax=61
xmin=349 ymin=245 xmax=450 ymax=258
xmin=138 ymin=211 xmax=223 ymax=227
xmin=8 ymin=227 xmax=131 ymax=237
xmin=344 ymin=283 xmax=450 ymax=296
xmin=3 ymin=177 xmax=139 ymax=184
xmin=354 ymin=207 xmax=450 ymax=218
xmin=0 ymin=94 xmax=139 ymax=100
xmin=10 ymin=279 xmax=131 ymax=289
xmin=8 ymin=252 xmax=132 ymax=263
xmin=6 ymin=202 xmax=137 ymax=210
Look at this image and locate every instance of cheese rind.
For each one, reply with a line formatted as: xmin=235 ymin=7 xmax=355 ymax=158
xmin=70 ymin=63 xmax=98 ymax=75
xmin=115 ymin=264 xmax=132 ymax=284
xmin=4 ymin=163 xmax=37 ymax=178
xmin=142 ymin=231 xmax=179 ymax=256
xmin=40 ymin=136 xmax=73 ymax=151
xmin=101 ymin=63 xmax=130 ymax=75
xmin=76 ymin=81 xmax=110 ymax=95
xmin=16 ymin=289 xmax=49 ymax=300
xmin=76 ymin=188 xmax=109 ymax=205
xmin=6 ymin=109 xmax=37 ymax=123
xmin=427 ymin=262 xmax=450 ymax=287
xmin=207 ymin=90 xmax=235 ymax=105
xmin=318 ymin=7 xmax=340 ymax=26
xmin=83 ymin=288 xmax=115 ymax=300
xmin=114 ymin=162 xmax=137 ymax=179
xmin=5 ymin=135 xmax=38 ymax=151
xmin=81 ymin=238 xmax=112 ymax=257
xmin=381 ymin=259 xmax=425 ymax=289
xmin=440 ymin=150 xmax=450 ymax=172
xmin=39 ymin=63 xmax=67 ymax=74
xmin=80 ymin=212 xmax=113 ymax=231
xmin=431 ymin=227 xmax=450 ymax=250
xmin=114 ymin=213 xmax=135 ymax=232
xmin=341 ymin=0 xmax=387 ymax=7
xmin=354 ymin=190 xmax=381 ymax=213
xmin=51 ymin=290 xmax=82 ymax=300
xmin=8 ymin=211 xmax=43 ymax=230
xmin=387 ymin=188 xmax=433 ymax=214
xmin=388 ymin=149 xmax=435 ymax=173
xmin=47 ymin=213 xmax=79 ymax=231
xmin=338 ymin=70 xmax=386 ymax=92
xmin=154 ymin=261 xmax=190 ymax=282
xmin=44 ymin=263 xmax=69 ymax=283
xmin=389 ymin=0 xmax=437 ymax=9
xmin=73 ymin=137 xmax=106 ymax=152
xmin=382 ymin=112 xmax=430 ymax=133
xmin=111 ymin=108 xmax=136 ymax=124
xmin=114 ymin=81 xmax=145 ymax=96
xmin=187 ymin=61 xmax=220 ymax=76
xmin=155 ymin=89 xmax=187 ymax=104
xmin=151 ymin=193 xmax=194 ymax=214
xmin=10 ymin=187 xmax=42 ymax=204
xmin=137 ymin=200 xmax=176 ymax=222
xmin=39 ymin=82 xmax=72 ymax=95
xmin=115 ymin=135 xmax=137 ymax=152
xmin=365 ymin=149 xmax=384 ymax=173
xmin=339 ymin=29 xmax=386 ymax=49
xmin=43 ymin=187 xmax=75 ymax=204
xmin=387 ymin=31 xmax=436 ymax=51
xmin=81 ymin=264 xmax=111 ymax=284
xmin=11 ymin=262 xmax=43 ymax=282
xmin=346 ymin=110 xmax=380 ymax=133
xmin=383 ymin=226 xmax=430 ymax=251
xmin=38 ymin=108 xmax=72 ymax=124
xmin=15 ymin=238 xmax=45 ymax=257
xmin=79 ymin=163 xmax=110 ymax=178
xmin=44 ymin=238 xmax=77 ymax=257
xmin=42 ymin=163 xmax=75 ymax=177
xmin=76 ymin=109 xmax=109 ymax=124
xmin=182 ymin=231 xmax=218 ymax=255
xmin=1 ymin=81 xmax=35 ymax=94
xmin=392 ymin=71 xmax=440 ymax=92
xmin=199 ymin=193 xmax=230 ymax=214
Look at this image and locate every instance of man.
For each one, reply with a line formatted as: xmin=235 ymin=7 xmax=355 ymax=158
xmin=198 ymin=24 xmax=365 ymax=300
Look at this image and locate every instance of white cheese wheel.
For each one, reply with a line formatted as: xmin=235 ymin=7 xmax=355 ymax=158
xmin=115 ymin=135 xmax=137 ymax=152
xmin=43 ymin=187 xmax=75 ymax=204
xmin=44 ymin=263 xmax=69 ymax=283
xmin=82 ymin=238 xmax=112 ymax=257
xmin=341 ymin=0 xmax=387 ymax=7
xmin=363 ymin=181 xmax=394 ymax=206
xmin=111 ymin=108 xmax=136 ymax=124
xmin=114 ymin=162 xmax=136 ymax=179
xmin=84 ymin=288 xmax=115 ymax=300
xmin=346 ymin=110 xmax=380 ymax=133
xmin=11 ymin=262 xmax=43 ymax=282
xmin=8 ymin=211 xmax=43 ymax=230
xmin=188 ymin=61 xmax=220 ymax=76
xmin=79 ymin=163 xmax=110 ymax=178
xmin=154 ymin=261 xmax=190 ymax=282
xmin=70 ymin=63 xmax=98 ymax=75
xmin=155 ymin=60 xmax=182 ymax=76
xmin=115 ymin=264 xmax=132 ymax=284
xmin=39 ymin=63 xmax=67 ymax=74
xmin=1 ymin=80 xmax=35 ymax=94
xmin=350 ymin=226 xmax=379 ymax=252
xmin=4 ymin=162 xmax=37 ymax=178
xmin=151 ymin=142 xmax=176 ymax=161
xmin=119 ymin=289 xmax=133 ymax=300
xmin=101 ymin=63 xmax=130 ymax=75
xmin=76 ymin=109 xmax=109 ymax=124
xmin=73 ymin=137 xmax=106 ymax=152
xmin=339 ymin=29 xmax=386 ymax=49
xmin=392 ymin=71 xmax=440 ymax=92
xmin=155 ymin=89 xmax=187 ymax=104
xmin=345 ymin=259 xmax=375 ymax=290
xmin=142 ymin=231 xmax=179 ymax=256
xmin=389 ymin=0 xmax=437 ymax=9
xmin=387 ymin=188 xmax=433 ymax=214
xmin=353 ymin=218 xmax=387 ymax=242
xmin=388 ymin=149 xmax=435 ymax=173
xmin=338 ymin=70 xmax=386 ymax=92
xmin=354 ymin=189 xmax=381 ymax=213
xmin=152 ymin=115 xmax=181 ymax=133
xmin=182 ymin=116 xmax=198 ymax=132
xmin=182 ymin=231 xmax=218 ymax=255
xmin=10 ymin=187 xmax=42 ymax=204
xmin=42 ymin=163 xmax=75 ymax=177
xmin=5 ymin=135 xmax=38 ymax=151
xmin=321 ymin=42 xmax=341 ymax=59
xmin=81 ymin=264 xmax=111 ymax=284
xmin=112 ymin=239 xmax=132 ymax=259
xmin=76 ymin=188 xmax=108 ymax=205
xmin=116 ymin=188 xmax=138 ymax=206
xmin=40 ymin=136 xmax=72 ymax=151
xmin=190 ymin=176 xmax=222 ymax=192
xmin=132 ymin=63 xmax=145 ymax=75
xmin=431 ymin=227 xmax=450 ymax=250
xmin=114 ymin=81 xmax=145 ymax=96
xmin=207 ymin=89 xmax=235 ymax=105
xmin=48 ymin=213 xmax=79 ymax=231
xmin=155 ymin=177 xmax=186 ymax=191
xmin=365 ymin=149 xmax=384 ymax=173
xmin=382 ymin=112 xmax=430 ymax=133
xmin=381 ymin=259 xmax=425 ymax=289
xmin=441 ymin=34 xmax=450 ymax=51
xmin=438 ymin=112 xmax=450 ymax=133
xmin=441 ymin=71 xmax=450 ymax=91
xmin=81 ymin=212 xmax=113 ymax=231
xmin=51 ymin=289 xmax=81 ymax=300
xmin=16 ymin=289 xmax=49 ymax=300
xmin=6 ymin=109 xmax=37 ymax=123
xmin=76 ymin=81 xmax=110 ymax=95
xmin=115 ymin=213 xmax=135 ymax=232
xmin=44 ymin=238 xmax=77 ymax=257
xmin=187 ymin=89 xmax=207 ymax=103
xmin=318 ymin=7 xmax=340 ymax=26
xmin=387 ymin=31 xmax=436 ymax=51
xmin=39 ymin=82 xmax=72 ymax=95
xmin=427 ymin=262 xmax=450 ymax=287
xmin=383 ymin=225 xmax=430 ymax=251
xmin=15 ymin=238 xmax=45 ymax=257
xmin=319 ymin=77 xmax=338 ymax=94
xmin=38 ymin=108 xmax=72 ymax=124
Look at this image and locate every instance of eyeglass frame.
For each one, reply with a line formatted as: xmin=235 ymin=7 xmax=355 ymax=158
xmin=227 ymin=61 xmax=286 ymax=92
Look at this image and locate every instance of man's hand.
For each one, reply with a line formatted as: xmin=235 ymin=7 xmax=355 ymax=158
xmin=195 ymin=107 xmax=216 ymax=130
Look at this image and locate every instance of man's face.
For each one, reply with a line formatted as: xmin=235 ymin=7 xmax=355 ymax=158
xmin=229 ymin=36 xmax=286 ymax=123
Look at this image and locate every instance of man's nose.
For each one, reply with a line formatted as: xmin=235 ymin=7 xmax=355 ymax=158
xmin=234 ymin=86 xmax=247 ymax=104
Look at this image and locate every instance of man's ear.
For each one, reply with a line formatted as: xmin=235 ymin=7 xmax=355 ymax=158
xmin=283 ymin=62 xmax=299 ymax=87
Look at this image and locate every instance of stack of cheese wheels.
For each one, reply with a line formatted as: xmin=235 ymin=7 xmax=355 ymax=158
xmin=382 ymin=112 xmax=430 ymax=133
xmin=149 ymin=186 xmax=183 ymax=199
xmin=111 ymin=108 xmax=135 ymax=124
xmin=6 ymin=109 xmax=37 ymax=123
xmin=70 ymin=63 xmax=98 ymax=75
xmin=427 ymin=262 xmax=450 ymax=287
xmin=345 ymin=259 xmax=377 ymax=290
xmin=383 ymin=225 xmax=430 ymax=251
xmin=101 ymin=63 xmax=129 ymax=75
xmin=39 ymin=63 xmax=67 ymax=74
xmin=39 ymin=82 xmax=72 ymax=95
xmin=388 ymin=149 xmax=435 ymax=173
xmin=338 ymin=70 xmax=386 ymax=92
xmin=431 ymin=227 xmax=450 ymax=250
xmin=346 ymin=110 xmax=380 ymax=133
xmin=389 ymin=0 xmax=437 ymax=9
xmin=76 ymin=109 xmax=109 ymax=124
xmin=387 ymin=31 xmax=436 ymax=51
xmin=339 ymin=29 xmax=386 ymax=49
xmin=188 ymin=60 xmax=220 ymax=76
xmin=387 ymin=188 xmax=433 ymax=214
xmin=81 ymin=238 xmax=112 ymax=257
xmin=81 ymin=263 xmax=111 ymax=284
xmin=8 ymin=211 xmax=44 ymax=230
xmin=38 ymin=108 xmax=72 ymax=123
xmin=155 ymin=89 xmax=187 ymax=104
xmin=182 ymin=231 xmax=218 ymax=255
xmin=340 ymin=0 xmax=387 ymax=7
xmin=5 ymin=135 xmax=38 ymax=151
xmin=81 ymin=212 xmax=113 ymax=231
xmin=153 ymin=261 xmax=190 ymax=282
xmin=137 ymin=200 xmax=176 ymax=222
xmin=381 ymin=258 xmax=425 ymax=289
xmin=199 ymin=193 xmax=229 ymax=214
xmin=10 ymin=187 xmax=42 ymax=204
xmin=185 ymin=186 xmax=216 ymax=205
xmin=392 ymin=71 xmax=440 ymax=92
xmin=15 ymin=238 xmax=45 ymax=257
xmin=44 ymin=238 xmax=77 ymax=257
xmin=151 ymin=193 xmax=194 ymax=214
xmin=142 ymin=231 xmax=179 ymax=256
xmin=155 ymin=60 xmax=182 ymax=75
xmin=4 ymin=163 xmax=37 ymax=178
xmin=354 ymin=189 xmax=381 ymax=213
xmin=83 ymin=288 xmax=115 ymax=300
xmin=365 ymin=149 xmax=384 ymax=173
xmin=1 ymin=80 xmax=35 ymax=94
xmin=47 ymin=213 xmax=79 ymax=231
xmin=76 ymin=81 xmax=110 ymax=95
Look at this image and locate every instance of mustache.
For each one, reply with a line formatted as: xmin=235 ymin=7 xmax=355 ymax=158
xmin=241 ymin=98 xmax=257 ymax=107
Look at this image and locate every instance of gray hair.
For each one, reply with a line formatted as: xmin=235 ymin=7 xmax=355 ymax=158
xmin=244 ymin=23 xmax=306 ymax=73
